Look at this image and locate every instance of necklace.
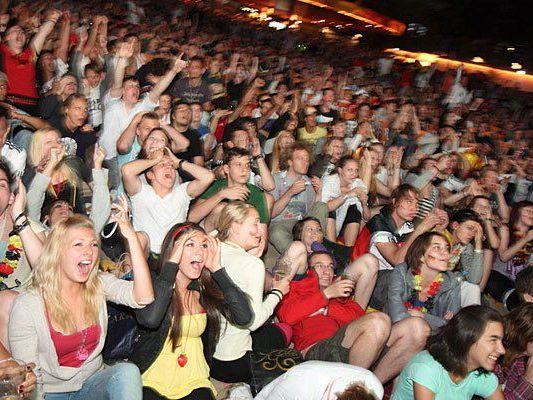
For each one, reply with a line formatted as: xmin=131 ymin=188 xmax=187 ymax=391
xmin=76 ymin=328 xmax=89 ymax=361
xmin=404 ymin=271 xmax=444 ymax=313
xmin=175 ymin=288 xmax=195 ymax=368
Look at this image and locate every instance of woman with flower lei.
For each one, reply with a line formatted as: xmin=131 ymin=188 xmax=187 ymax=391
xmin=386 ymin=232 xmax=480 ymax=331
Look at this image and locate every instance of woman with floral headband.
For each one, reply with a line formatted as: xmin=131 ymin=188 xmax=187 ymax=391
xmin=386 ymin=232 xmax=479 ymax=330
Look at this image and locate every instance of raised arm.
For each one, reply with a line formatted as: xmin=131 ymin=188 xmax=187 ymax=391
xmin=90 ymin=145 xmax=111 ymax=234
xmin=82 ymin=15 xmax=102 ymax=56
xmin=148 ymin=55 xmax=188 ymax=104
xmin=108 ymin=42 xmax=135 ymax=99
xmin=159 ymin=124 xmax=190 ymax=153
xmin=251 ymin=137 xmax=275 ymax=191
xmin=30 ymin=9 xmax=61 ymax=55
xmin=121 ymin=154 xmax=161 ymax=196
xmin=54 ymin=11 xmax=70 ymax=62
xmin=10 ymin=178 xmax=44 ymax=268
xmin=117 ymin=111 xmax=146 ymax=155
xmin=164 ymin=149 xmax=214 ymax=197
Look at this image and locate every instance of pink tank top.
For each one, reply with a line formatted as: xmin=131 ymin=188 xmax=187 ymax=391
xmin=48 ymin=315 xmax=101 ymax=368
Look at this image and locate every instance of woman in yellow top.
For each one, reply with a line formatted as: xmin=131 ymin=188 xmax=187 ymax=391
xmin=129 ymin=223 xmax=252 ymax=400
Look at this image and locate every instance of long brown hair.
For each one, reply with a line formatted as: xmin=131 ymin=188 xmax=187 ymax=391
xmin=502 ymin=303 xmax=533 ymax=368
xmin=156 ymin=223 xmax=234 ymax=352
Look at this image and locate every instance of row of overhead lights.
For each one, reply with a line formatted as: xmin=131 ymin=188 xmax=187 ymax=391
xmin=471 ymin=57 xmax=526 ymax=74
xmin=470 ymin=46 xmax=526 ymax=74
xmin=240 ymin=7 xmax=303 ymax=29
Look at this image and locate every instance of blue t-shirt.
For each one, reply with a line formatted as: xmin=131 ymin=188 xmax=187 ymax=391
xmin=392 ymin=351 xmax=498 ymax=400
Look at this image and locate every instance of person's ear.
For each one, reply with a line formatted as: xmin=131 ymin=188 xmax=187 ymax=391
xmin=451 ymin=221 xmax=459 ymax=231
xmin=523 ymin=293 xmax=533 ymax=303
xmin=146 ymin=170 xmax=154 ymax=181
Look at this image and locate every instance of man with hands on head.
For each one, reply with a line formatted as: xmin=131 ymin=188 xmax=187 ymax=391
xmin=116 ymin=111 xmax=190 ymax=170
xmin=121 ymin=146 xmax=214 ymax=255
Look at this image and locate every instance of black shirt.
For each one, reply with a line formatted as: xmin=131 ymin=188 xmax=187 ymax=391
xmin=175 ymin=128 xmax=204 ymax=181
xmin=48 ymin=115 xmax=98 ymax=161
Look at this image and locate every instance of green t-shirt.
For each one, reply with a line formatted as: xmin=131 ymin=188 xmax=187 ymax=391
xmin=392 ymin=351 xmax=498 ymax=400
xmin=200 ymin=179 xmax=270 ymax=224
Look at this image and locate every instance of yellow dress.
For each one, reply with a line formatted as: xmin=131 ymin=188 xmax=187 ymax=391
xmin=142 ymin=313 xmax=216 ymax=399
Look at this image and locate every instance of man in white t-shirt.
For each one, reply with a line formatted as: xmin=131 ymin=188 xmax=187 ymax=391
xmin=99 ymin=42 xmax=187 ymax=189
xmin=122 ymin=149 xmax=214 ymax=254
xmin=255 ymin=361 xmax=383 ymax=400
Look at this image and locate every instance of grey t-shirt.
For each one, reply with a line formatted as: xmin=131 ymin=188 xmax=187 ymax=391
xmin=271 ymin=171 xmax=315 ymax=222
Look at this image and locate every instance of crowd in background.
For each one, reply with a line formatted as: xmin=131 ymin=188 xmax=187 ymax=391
xmin=0 ymin=0 xmax=532 ymax=399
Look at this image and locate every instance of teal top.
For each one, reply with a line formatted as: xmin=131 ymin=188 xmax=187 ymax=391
xmin=392 ymin=351 xmax=498 ymax=400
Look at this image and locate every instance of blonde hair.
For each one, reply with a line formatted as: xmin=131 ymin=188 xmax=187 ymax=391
xmin=31 ymin=215 xmax=103 ymax=333
xmin=217 ymin=201 xmax=256 ymax=242
xmin=28 ymin=128 xmax=79 ymax=185
xmin=270 ymin=130 xmax=294 ymax=174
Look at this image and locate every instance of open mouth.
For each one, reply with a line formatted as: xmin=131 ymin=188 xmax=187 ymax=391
xmin=190 ymin=260 xmax=204 ymax=271
xmin=78 ymin=260 xmax=93 ymax=276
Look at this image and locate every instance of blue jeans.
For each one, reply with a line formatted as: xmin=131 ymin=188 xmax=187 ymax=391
xmin=44 ymin=363 xmax=142 ymax=400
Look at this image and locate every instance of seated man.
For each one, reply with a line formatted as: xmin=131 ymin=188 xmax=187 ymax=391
xmin=277 ymin=250 xmax=429 ymax=384
xmin=274 ymin=217 xmax=377 ymax=310
xmin=122 ymin=148 xmax=214 ymax=255
xmin=269 ymin=141 xmax=327 ymax=255
xmin=366 ymin=184 xmax=445 ymax=309
xmin=188 ymin=147 xmax=270 ymax=236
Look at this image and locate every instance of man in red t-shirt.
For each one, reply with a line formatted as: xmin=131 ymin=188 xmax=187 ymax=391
xmin=276 ymin=250 xmax=429 ymax=383
xmin=0 ymin=10 xmax=62 ymax=114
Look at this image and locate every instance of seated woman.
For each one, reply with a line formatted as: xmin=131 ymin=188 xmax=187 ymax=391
xmin=273 ymin=216 xmax=378 ymax=310
xmin=321 ymin=156 xmax=371 ymax=247
xmin=495 ymin=303 xmax=533 ymax=399
xmin=486 ymin=201 xmax=533 ymax=306
xmin=8 ymin=204 xmax=154 ymax=399
xmin=392 ymin=305 xmax=505 ymax=400
xmin=267 ymin=130 xmax=295 ymax=174
xmin=210 ymin=202 xmax=290 ymax=385
xmin=469 ymin=195 xmax=502 ymax=291
xmin=447 ymin=209 xmax=484 ymax=285
xmin=26 ymin=144 xmax=110 ymax=234
xmin=387 ymin=232 xmax=481 ymax=330
xmin=129 ymin=223 xmax=252 ymax=400
xmin=23 ymin=128 xmax=91 ymax=220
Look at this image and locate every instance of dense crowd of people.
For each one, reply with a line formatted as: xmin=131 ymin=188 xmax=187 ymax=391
xmin=0 ymin=0 xmax=532 ymax=399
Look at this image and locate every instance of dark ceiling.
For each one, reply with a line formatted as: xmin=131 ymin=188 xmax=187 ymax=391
xmin=362 ymin=0 xmax=531 ymax=44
